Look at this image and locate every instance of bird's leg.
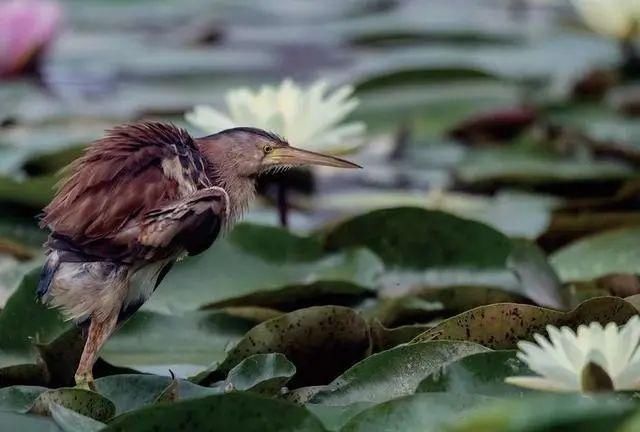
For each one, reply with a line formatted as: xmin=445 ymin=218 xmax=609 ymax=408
xmin=74 ymin=311 xmax=118 ymax=389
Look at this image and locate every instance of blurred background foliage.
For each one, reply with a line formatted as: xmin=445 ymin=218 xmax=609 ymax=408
xmin=2 ymin=0 xmax=640 ymax=430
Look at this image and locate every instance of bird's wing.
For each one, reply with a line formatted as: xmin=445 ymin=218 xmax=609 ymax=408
xmin=138 ymin=186 xmax=229 ymax=257
xmin=41 ymin=123 xmax=200 ymax=251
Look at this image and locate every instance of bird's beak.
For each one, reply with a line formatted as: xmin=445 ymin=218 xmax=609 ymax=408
xmin=265 ymin=146 xmax=362 ymax=169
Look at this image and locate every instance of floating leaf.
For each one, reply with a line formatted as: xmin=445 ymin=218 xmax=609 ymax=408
xmin=49 ymin=403 xmax=106 ymax=432
xmin=311 ymin=341 xmax=488 ymax=405
xmin=0 ymin=269 xmax=69 ymax=386
xmin=224 ymin=353 xmax=296 ymax=395
xmin=507 ymin=240 xmax=566 ymax=309
xmin=197 ymin=306 xmax=371 ymax=388
xmin=417 ymin=350 xmax=533 ymax=396
xmin=450 ymin=394 xmax=634 ymax=432
xmin=94 ymin=374 xmax=219 ymax=415
xmin=0 ymin=176 xmax=57 ymax=209
xmin=147 ymin=224 xmax=382 ymax=312
xmin=551 ymin=227 xmax=640 ymax=282
xmin=103 ymin=392 xmax=326 ymax=432
xmin=457 ymin=147 xmax=633 ymax=186
xmin=29 ymin=388 xmax=115 ymax=422
xmin=153 ymin=376 xmax=179 ymax=404
xmin=341 ymin=393 xmax=493 ymax=432
xmin=0 ymin=411 xmax=60 ymax=431
xmin=0 ymin=385 xmax=47 ymax=412
xmin=101 ymin=310 xmax=254 ymax=375
xmin=324 ymin=207 xmax=512 ymax=269
xmin=306 ymin=402 xmax=375 ymax=432
xmin=369 ymin=320 xmax=431 ymax=352
xmin=413 ymin=297 xmax=638 ymax=349
xmin=0 ymin=269 xmax=68 ymax=358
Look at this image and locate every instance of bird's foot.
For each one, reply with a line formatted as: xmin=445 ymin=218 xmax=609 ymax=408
xmin=74 ymin=372 xmax=96 ymax=391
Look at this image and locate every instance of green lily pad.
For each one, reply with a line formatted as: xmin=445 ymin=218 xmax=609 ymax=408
xmin=372 ymin=285 xmax=530 ymax=327
xmin=618 ymin=410 xmax=640 ymax=432
xmin=0 ymin=269 xmax=68 ymax=359
xmin=29 ymin=388 xmax=115 ymax=422
xmin=224 ymin=353 xmax=296 ymax=395
xmin=147 ymin=223 xmax=382 ymax=312
xmin=450 ymin=394 xmax=634 ymax=432
xmin=0 ymin=270 xmax=69 ymax=385
xmin=0 ymin=123 xmax=106 ymax=178
xmin=324 ymin=207 xmax=512 ymax=269
xmin=417 ymin=350 xmax=533 ymax=396
xmin=101 ymin=310 xmax=255 ymax=375
xmin=311 ymin=341 xmax=489 ymax=405
xmin=94 ymin=374 xmax=219 ymax=415
xmin=206 ymin=281 xmax=375 ymax=311
xmin=0 ymin=385 xmax=48 ymax=412
xmin=314 ymin=190 xmax=556 ymax=239
xmin=341 ymin=393 xmax=494 ymax=432
xmin=153 ymin=378 xmax=179 ymax=404
xmin=305 ymin=402 xmax=375 ymax=432
xmin=457 ymin=147 xmax=633 ymax=186
xmin=507 ymin=240 xmax=566 ymax=309
xmin=551 ymin=227 xmax=640 ymax=282
xmin=369 ymin=320 xmax=432 ymax=352
xmin=412 ymin=297 xmax=638 ymax=349
xmin=0 ymin=411 xmax=60 ymax=431
xmin=197 ymin=306 xmax=371 ymax=388
xmin=0 ymin=176 xmax=57 ymax=209
xmin=49 ymin=403 xmax=105 ymax=432
xmin=354 ymin=81 xmax=521 ymax=136
xmin=103 ymin=392 xmax=326 ymax=432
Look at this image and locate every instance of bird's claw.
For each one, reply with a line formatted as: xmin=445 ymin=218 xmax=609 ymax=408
xmin=74 ymin=373 xmax=96 ymax=391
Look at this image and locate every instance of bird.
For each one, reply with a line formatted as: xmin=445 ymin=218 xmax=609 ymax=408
xmin=36 ymin=122 xmax=360 ymax=388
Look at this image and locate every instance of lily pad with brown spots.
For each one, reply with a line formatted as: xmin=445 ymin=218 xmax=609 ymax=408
xmin=29 ymin=388 xmax=115 ymax=422
xmin=412 ymin=296 xmax=637 ymax=349
xmin=194 ymin=306 xmax=371 ymax=388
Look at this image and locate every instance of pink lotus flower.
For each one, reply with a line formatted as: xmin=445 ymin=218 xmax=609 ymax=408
xmin=0 ymin=0 xmax=62 ymax=78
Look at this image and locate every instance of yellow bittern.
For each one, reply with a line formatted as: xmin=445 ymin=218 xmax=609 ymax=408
xmin=36 ymin=122 xmax=360 ymax=387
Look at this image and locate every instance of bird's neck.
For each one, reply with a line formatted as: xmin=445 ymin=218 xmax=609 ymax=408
xmin=201 ymin=157 xmax=255 ymax=226
xmin=216 ymin=170 xmax=256 ymax=225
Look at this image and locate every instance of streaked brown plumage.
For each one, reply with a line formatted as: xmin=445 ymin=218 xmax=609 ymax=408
xmin=37 ymin=121 xmax=360 ymax=387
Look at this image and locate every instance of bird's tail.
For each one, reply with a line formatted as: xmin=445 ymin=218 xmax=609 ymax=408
xmin=36 ymin=253 xmax=60 ymax=299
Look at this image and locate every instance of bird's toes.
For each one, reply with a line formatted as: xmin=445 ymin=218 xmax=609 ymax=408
xmin=74 ymin=372 xmax=96 ymax=391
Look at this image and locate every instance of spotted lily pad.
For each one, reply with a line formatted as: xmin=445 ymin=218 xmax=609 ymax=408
xmin=196 ymin=306 xmax=371 ymax=388
xmin=29 ymin=388 xmax=115 ymax=422
xmin=412 ymin=297 xmax=638 ymax=349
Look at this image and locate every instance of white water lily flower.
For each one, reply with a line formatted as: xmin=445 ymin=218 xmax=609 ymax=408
xmin=186 ymin=79 xmax=365 ymax=154
xmin=570 ymin=0 xmax=640 ymax=39
xmin=506 ymin=316 xmax=640 ymax=392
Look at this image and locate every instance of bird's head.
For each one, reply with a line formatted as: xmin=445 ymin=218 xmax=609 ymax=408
xmin=195 ymin=127 xmax=361 ymax=180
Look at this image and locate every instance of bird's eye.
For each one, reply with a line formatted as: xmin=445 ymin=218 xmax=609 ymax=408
xmin=263 ymin=145 xmax=273 ymax=154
